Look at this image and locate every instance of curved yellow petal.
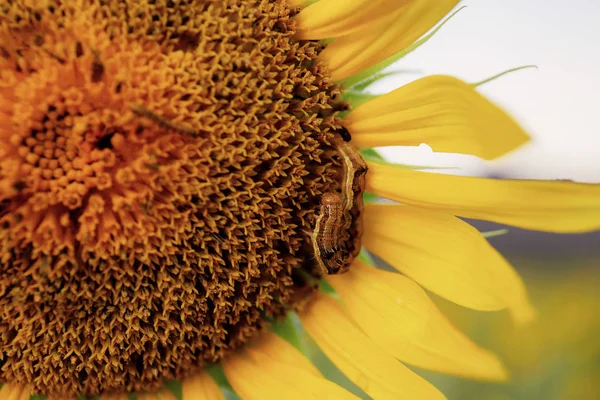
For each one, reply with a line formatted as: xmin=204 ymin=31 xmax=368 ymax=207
xmin=363 ymin=203 xmax=534 ymax=322
xmin=300 ymin=294 xmax=447 ymax=400
xmin=321 ymin=0 xmax=459 ymax=81
xmin=328 ymin=262 xmax=509 ymax=380
xmin=345 ymin=75 xmax=529 ymax=160
xmin=0 ymin=383 xmax=31 ymax=400
xmin=297 ymin=0 xmax=410 ymax=40
xmin=222 ymin=336 xmax=357 ymax=400
xmin=249 ymin=331 xmax=321 ymax=376
xmin=366 ymin=162 xmax=600 ymax=233
xmin=182 ymin=370 xmax=224 ymax=400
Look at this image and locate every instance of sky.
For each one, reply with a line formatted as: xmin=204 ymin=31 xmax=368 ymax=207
xmin=369 ymin=0 xmax=600 ymax=182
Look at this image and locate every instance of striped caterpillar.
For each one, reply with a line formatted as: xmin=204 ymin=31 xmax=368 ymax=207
xmin=311 ymin=192 xmax=345 ymax=274
xmin=311 ymin=138 xmax=368 ymax=275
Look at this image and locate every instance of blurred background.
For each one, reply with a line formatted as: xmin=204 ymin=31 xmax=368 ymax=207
xmin=362 ymin=1 xmax=600 ymax=399
xmin=413 ymin=223 xmax=600 ymax=400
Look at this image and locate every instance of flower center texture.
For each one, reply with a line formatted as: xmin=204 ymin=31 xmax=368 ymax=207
xmin=0 ymin=0 xmax=364 ymax=397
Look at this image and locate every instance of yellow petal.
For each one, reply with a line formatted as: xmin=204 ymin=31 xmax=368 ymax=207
xmin=363 ymin=203 xmax=534 ymax=322
xmin=328 ymin=262 xmax=509 ymax=379
xmin=321 ymin=0 xmax=459 ymax=81
xmin=18 ymin=388 xmax=31 ymax=400
xmin=345 ymin=75 xmax=529 ymax=160
xmin=297 ymin=0 xmax=410 ymax=40
xmin=366 ymin=162 xmax=600 ymax=233
xmin=300 ymin=294 xmax=447 ymax=400
xmin=222 ymin=336 xmax=357 ymax=400
xmin=182 ymin=370 xmax=224 ymax=400
xmin=0 ymin=384 xmax=30 ymax=400
xmin=249 ymin=331 xmax=321 ymax=376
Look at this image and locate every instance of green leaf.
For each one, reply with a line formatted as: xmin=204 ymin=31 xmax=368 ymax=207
xmin=165 ymin=380 xmax=182 ymax=400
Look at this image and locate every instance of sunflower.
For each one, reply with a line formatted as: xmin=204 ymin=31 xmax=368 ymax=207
xmin=0 ymin=0 xmax=598 ymax=399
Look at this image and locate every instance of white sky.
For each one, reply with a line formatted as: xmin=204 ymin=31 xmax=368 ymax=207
xmin=370 ymin=0 xmax=600 ymax=182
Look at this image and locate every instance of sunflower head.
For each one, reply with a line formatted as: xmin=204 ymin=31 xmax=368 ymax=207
xmin=2 ymin=1 xmax=600 ymax=400
xmin=0 ymin=0 xmax=363 ymax=397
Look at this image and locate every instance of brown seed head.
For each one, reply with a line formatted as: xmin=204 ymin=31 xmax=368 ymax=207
xmin=0 ymin=0 xmax=357 ymax=398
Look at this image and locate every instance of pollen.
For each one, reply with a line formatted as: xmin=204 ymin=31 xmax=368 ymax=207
xmin=0 ymin=0 xmax=353 ymax=398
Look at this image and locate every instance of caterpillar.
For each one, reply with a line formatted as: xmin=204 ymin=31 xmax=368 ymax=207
xmin=310 ymin=138 xmax=368 ymax=275
xmin=311 ymin=192 xmax=345 ymax=274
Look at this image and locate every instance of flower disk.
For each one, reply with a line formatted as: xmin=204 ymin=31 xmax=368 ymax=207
xmin=0 ymin=0 xmax=350 ymax=397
